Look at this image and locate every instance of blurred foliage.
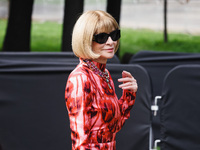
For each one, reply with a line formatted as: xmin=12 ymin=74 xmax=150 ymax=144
xmin=0 ymin=19 xmax=6 ymax=49
xmin=31 ymin=21 xmax=62 ymax=52
xmin=120 ymin=28 xmax=200 ymax=58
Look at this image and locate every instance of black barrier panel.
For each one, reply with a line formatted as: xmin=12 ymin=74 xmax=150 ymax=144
xmin=129 ymin=50 xmax=200 ymax=140
xmin=160 ymin=65 xmax=200 ymax=150
xmin=129 ymin=50 xmax=200 ymax=98
xmin=0 ymin=53 xmax=146 ymax=150
xmin=107 ymin=64 xmax=152 ymax=150
xmin=0 ymin=52 xmax=79 ymax=65
xmin=0 ymin=58 xmax=75 ymax=150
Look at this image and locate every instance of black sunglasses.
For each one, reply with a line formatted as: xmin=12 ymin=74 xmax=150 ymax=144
xmin=93 ymin=29 xmax=120 ymax=44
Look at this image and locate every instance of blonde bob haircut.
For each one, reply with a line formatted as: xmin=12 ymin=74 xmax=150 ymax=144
xmin=72 ymin=10 xmax=120 ymax=59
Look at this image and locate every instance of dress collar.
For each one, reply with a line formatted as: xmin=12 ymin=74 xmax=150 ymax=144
xmin=80 ymin=58 xmax=106 ymax=72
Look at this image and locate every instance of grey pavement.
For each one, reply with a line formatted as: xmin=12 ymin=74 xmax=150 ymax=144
xmin=0 ymin=0 xmax=200 ymax=34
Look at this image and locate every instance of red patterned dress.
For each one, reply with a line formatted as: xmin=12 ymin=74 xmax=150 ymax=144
xmin=65 ymin=59 xmax=136 ymax=150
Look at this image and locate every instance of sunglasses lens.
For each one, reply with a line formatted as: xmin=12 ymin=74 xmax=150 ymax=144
xmin=110 ymin=30 xmax=120 ymax=41
xmin=95 ymin=33 xmax=108 ymax=44
xmin=93 ymin=29 xmax=120 ymax=44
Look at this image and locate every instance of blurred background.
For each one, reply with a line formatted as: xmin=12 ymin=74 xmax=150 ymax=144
xmin=1 ymin=1 xmax=200 ymax=150
xmin=1 ymin=0 xmax=200 ymax=33
xmin=0 ymin=0 xmax=200 ymax=61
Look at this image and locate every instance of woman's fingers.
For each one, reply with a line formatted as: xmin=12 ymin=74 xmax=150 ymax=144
xmin=118 ymin=70 xmax=138 ymax=92
xmin=118 ymin=77 xmax=136 ymax=83
xmin=122 ymin=70 xmax=132 ymax=78
xmin=118 ymin=81 xmax=138 ymax=92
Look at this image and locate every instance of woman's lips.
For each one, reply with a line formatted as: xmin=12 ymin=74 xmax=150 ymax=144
xmin=106 ymin=48 xmax=114 ymax=52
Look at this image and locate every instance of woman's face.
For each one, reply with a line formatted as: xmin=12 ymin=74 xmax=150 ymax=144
xmin=92 ymin=29 xmax=118 ymax=64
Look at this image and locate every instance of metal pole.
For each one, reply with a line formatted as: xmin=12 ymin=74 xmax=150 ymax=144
xmin=164 ymin=0 xmax=168 ymax=43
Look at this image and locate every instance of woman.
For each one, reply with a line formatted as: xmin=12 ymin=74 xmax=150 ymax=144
xmin=65 ymin=10 xmax=138 ymax=150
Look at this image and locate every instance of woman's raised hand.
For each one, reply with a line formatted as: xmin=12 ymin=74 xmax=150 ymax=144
xmin=118 ymin=70 xmax=138 ymax=92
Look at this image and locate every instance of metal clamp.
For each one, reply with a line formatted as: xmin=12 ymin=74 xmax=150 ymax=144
xmin=151 ymin=96 xmax=162 ymax=116
xmin=150 ymin=139 xmax=161 ymax=150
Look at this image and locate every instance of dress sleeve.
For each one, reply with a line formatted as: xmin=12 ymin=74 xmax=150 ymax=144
xmin=118 ymin=90 xmax=136 ymax=124
xmin=65 ymin=74 xmax=99 ymax=149
xmin=106 ymin=69 xmax=136 ymax=125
